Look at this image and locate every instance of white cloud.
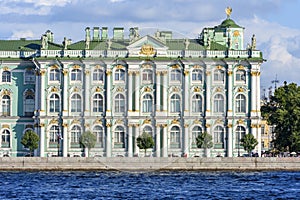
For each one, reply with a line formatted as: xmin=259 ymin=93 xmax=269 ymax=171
xmin=10 ymin=30 xmax=35 ymax=39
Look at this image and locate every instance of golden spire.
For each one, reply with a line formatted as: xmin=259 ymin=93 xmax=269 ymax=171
xmin=225 ymin=6 xmax=232 ymax=19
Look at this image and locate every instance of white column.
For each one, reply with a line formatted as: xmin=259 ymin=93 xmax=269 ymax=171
xmin=39 ymin=123 xmax=45 ymax=157
xmin=84 ymin=69 xmax=91 ymax=116
xmin=40 ymin=70 xmax=46 ymax=116
xmin=227 ymin=125 xmax=233 ymax=157
xmin=156 ymin=125 xmax=161 ymax=157
xmin=135 ymin=72 xmax=140 ymax=112
xmin=134 ymin=125 xmax=139 ymax=155
xmin=205 ymin=71 xmax=211 ymax=117
xmin=156 ymin=72 xmax=161 ymax=111
xmin=251 ymin=71 xmax=257 ymax=114
xmin=162 ymin=71 xmax=168 ymax=112
xmin=184 ymin=70 xmax=189 ymax=112
xmin=106 ymin=70 xmax=112 ymax=116
xmin=106 ymin=124 xmax=112 ymax=157
xmin=162 ymin=124 xmax=168 ymax=157
xmin=128 ymin=71 xmax=133 ymax=112
xmin=63 ymin=69 xmax=68 ymax=116
xmin=128 ymin=125 xmax=133 ymax=157
xmin=206 ymin=124 xmax=211 ymax=157
xmin=62 ymin=123 xmax=68 ymax=157
xmin=227 ymin=70 xmax=233 ymax=116
xmin=257 ymin=125 xmax=262 ymax=157
xmin=184 ymin=125 xmax=189 ymax=157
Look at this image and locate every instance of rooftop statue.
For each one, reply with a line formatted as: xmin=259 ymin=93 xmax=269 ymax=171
xmin=225 ymin=7 xmax=232 ymax=19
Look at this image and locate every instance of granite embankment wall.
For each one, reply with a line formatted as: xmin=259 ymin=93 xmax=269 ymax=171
xmin=0 ymin=157 xmax=299 ymax=171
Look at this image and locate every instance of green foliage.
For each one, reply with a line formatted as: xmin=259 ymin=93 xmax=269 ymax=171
xmin=196 ymin=132 xmax=213 ymax=149
xmin=80 ymin=131 xmax=96 ymax=152
xmin=21 ymin=130 xmax=39 ymax=156
xmin=136 ymin=132 xmax=154 ymax=155
xmin=261 ymin=82 xmax=300 ymax=152
xmin=240 ymin=134 xmax=258 ymax=156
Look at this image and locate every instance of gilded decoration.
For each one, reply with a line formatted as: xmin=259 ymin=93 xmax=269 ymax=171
xmin=106 ymin=70 xmax=112 ymax=75
xmin=116 ymin=65 xmax=124 ymax=69
xmin=94 ymin=118 xmax=102 ymax=124
xmin=73 ymin=87 xmax=80 ymax=92
xmin=194 ymin=119 xmax=201 ymax=124
xmin=206 ymin=71 xmax=211 ymax=76
xmin=156 ymin=71 xmax=161 ymax=76
xmin=205 ymin=124 xmax=211 ymax=128
xmin=25 ymin=90 xmax=34 ymax=96
xmin=95 ymin=65 xmax=101 ymax=69
xmin=237 ymin=119 xmax=244 ymax=124
xmin=62 ymin=69 xmax=68 ymax=76
xmin=172 ymin=87 xmax=181 ymax=92
xmin=216 ymin=65 xmax=223 ymax=70
xmin=184 ymin=70 xmax=189 ymax=76
xmin=194 ymin=87 xmax=201 ymax=92
xmin=50 ymin=118 xmax=58 ymax=124
xmin=106 ymin=123 xmax=112 ymax=127
xmin=171 ymin=64 xmax=180 ymax=69
xmin=251 ymin=71 xmax=260 ymax=76
xmin=216 ymin=118 xmax=223 ymax=124
xmin=251 ymin=124 xmax=261 ymax=128
xmin=40 ymin=69 xmax=46 ymax=76
xmin=171 ymin=118 xmax=180 ymax=125
xmin=2 ymin=89 xmax=10 ymax=96
xmin=50 ymin=65 xmax=59 ymax=69
xmin=73 ymin=65 xmax=81 ymax=69
xmin=62 ymin=123 xmax=68 ymax=127
xmin=144 ymin=87 xmax=152 ymax=92
xmin=71 ymin=119 xmax=80 ymax=125
xmin=238 ymin=87 xmax=244 ymax=92
xmin=3 ymin=66 xmax=9 ymax=71
xmin=95 ymin=87 xmax=102 ymax=92
xmin=116 ymin=119 xmax=123 ymax=124
xmin=140 ymin=43 xmax=156 ymax=56
xmin=233 ymin=30 xmax=240 ymax=37
xmin=2 ymin=124 xmax=9 ymax=129
xmin=85 ymin=70 xmax=90 ymax=75
xmin=225 ymin=6 xmax=232 ymax=18
xmin=84 ymin=123 xmax=90 ymax=128
xmin=184 ymin=124 xmax=189 ymax=128
xmin=227 ymin=71 xmax=233 ymax=76
xmin=142 ymin=64 xmax=152 ymax=68
xmin=162 ymin=124 xmax=167 ymax=128
xmin=143 ymin=118 xmax=151 ymax=124
xmin=128 ymin=71 xmax=134 ymax=76
xmin=216 ymin=87 xmax=222 ymax=92
xmin=51 ymin=87 xmax=59 ymax=92
xmin=161 ymin=71 xmax=168 ymax=75
xmin=237 ymin=65 xmax=245 ymax=70
xmin=193 ymin=65 xmax=202 ymax=69
xmin=116 ymin=87 xmax=124 ymax=92
xmin=227 ymin=124 xmax=233 ymax=128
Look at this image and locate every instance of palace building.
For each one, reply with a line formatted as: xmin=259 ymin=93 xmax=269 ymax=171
xmin=0 ymin=9 xmax=264 ymax=157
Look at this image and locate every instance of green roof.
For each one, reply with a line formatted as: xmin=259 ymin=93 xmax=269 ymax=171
xmin=0 ymin=40 xmax=40 ymax=51
xmin=219 ymin=18 xmax=241 ymax=28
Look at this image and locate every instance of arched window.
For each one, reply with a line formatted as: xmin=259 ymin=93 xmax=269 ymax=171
xmin=143 ymin=126 xmax=153 ymax=136
xmin=213 ymin=94 xmax=224 ymax=113
xmin=1 ymin=129 xmax=10 ymax=148
xmin=115 ymin=69 xmax=125 ymax=81
xmin=213 ymin=69 xmax=224 ymax=82
xmin=49 ymin=94 xmax=60 ymax=113
xmin=49 ymin=68 xmax=60 ymax=81
xmin=236 ymin=70 xmax=246 ymax=82
xmin=24 ymin=95 xmax=34 ymax=116
xmin=93 ymin=69 xmax=104 ymax=81
xmin=214 ymin=126 xmax=224 ymax=148
xmin=142 ymin=69 xmax=153 ymax=82
xmin=114 ymin=126 xmax=125 ymax=148
xmin=235 ymin=126 xmax=246 ymax=149
xmin=71 ymin=94 xmax=81 ymax=112
xmin=2 ymin=71 xmax=11 ymax=83
xmin=192 ymin=126 xmax=202 ymax=146
xmin=236 ymin=94 xmax=246 ymax=113
xmin=93 ymin=126 xmax=104 ymax=148
xmin=171 ymin=69 xmax=181 ymax=81
xmin=49 ymin=125 xmax=60 ymax=144
xmin=2 ymin=95 xmax=11 ymax=116
xmin=170 ymin=126 xmax=180 ymax=148
xmin=71 ymin=69 xmax=82 ymax=81
xmin=71 ymin=125 xmax=81 ymax=144
xmin=25 ymin=69 xmax=35 ymax=84
xmin=114 ymin=94 xmax=125 ymax=112
xmin=92 ymin=94 xmax=103 ymax=113
xmin=142 ymin=94 xmax=153 ymax=113
xmin=170 ymin=94 xmax=180 ymax=113
xmin=192 ymin=94 xmax=202 ymax=113
xmin=192 ymin=69 xmax=203 ymax=82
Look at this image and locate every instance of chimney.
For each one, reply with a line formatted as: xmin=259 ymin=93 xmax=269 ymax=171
xmin=93 ymin=27 xmax=100 ymax=41
xmin=113 ymin=27 xmax=124 ymax=40
xmin=101 ymin=27 xmax=108 ymax=40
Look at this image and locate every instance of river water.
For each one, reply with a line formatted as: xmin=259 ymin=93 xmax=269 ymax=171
xmin=0 ymin=171 xmax=299 ymax=199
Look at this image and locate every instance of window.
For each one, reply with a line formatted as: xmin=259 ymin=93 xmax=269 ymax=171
xmin=49 ymin=125 xmax=60 ymax=143
xmin=171 ymin=69 xmax=181 ymax=81
xmin=2 ymin=95 xmax=10 ymax=116
xmin=114 ymin=126 xmax=125 ymax=148
xmin=192 ymin=126 xmax=202 ymax=146
xmin=93 ymin=126 xmax=104 ymax=148
xmin=92 ymin=94 xmax=103 ymax=113
xmin=24 ymin=95 xmax=34 ymax=116
xmin=71 ymin=94 xmax=82 ymax=112
xmin=71 ymin=125 xmax=81 ymax=143
xmin=93 ymin=69 xmax=104 ymax=82
xmin=214 ymin=126 xmax=224 ymax=148
xmin=236 ymin=70 xmax=246 ymax=82
xmin=2 ymin=71 xmax=11 ymax=83
xmin=170 ymin=94 xmax=180 ymax=113
xmin=213 ymin=69 xmax=224 ymax=82
xmin=114 ymin=94 xmax=125 ymax=112
xmin=49 ymin=69 xmax=60 ymax=81
xmin=49 ymin=94 xmax=60 ymax=113
xmin=143 ymin=126 xmax=153 ymax=136
xmin=235 ymin=126 xmax=246 ymax=148
xmin=235 ymin=94 xmax=246 ymax=113
xmin=192 ymin=69 xmax=202 ymax=82
xmin=142 ymin=69 xmax=153 ymax=82
xmin=71 ymin=69 xmax=82 ymax=81
xmin=192 ymin=94 xmax=202 ymax=113
xmin=142 ymin=94 xmax=153 ymax=113
xmin=115 ymin=69 xmax=125 ymax=81
xmin=213 ymin=94 xmax=224 ymax=113
xmin=25 ymin=69 xmax=35 ymax=84
xmin=170 ymin=126 xmax=180 ymax=148
xmin=1 ymin=129 xmax=10 ymax=148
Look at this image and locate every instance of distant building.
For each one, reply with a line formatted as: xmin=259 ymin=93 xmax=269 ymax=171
xmin=0 ymin=9 xmax=264 ymax=157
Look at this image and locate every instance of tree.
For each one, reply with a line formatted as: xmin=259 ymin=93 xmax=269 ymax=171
xmin=80 ymin=131 xmax=96 ymax=157
xmin=21 ymin=130 xmax=39 ymax=157
xmin=240 ymin=134 xmax=258 ymax=156
xmin=196 ymin=132 xmax=213 ymax=157
xmin=261 ymin=82 xmax=300 ymax=152
xmin=136 ymin=132 xmax=154 ymax=156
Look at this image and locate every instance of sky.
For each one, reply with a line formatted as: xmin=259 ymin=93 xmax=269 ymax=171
xmin=0 ymin=0 xmax=300 ymax=93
